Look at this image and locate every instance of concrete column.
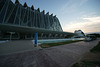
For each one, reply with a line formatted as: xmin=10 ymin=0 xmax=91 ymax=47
xmin=55 ymin=34 xmax=58 ymax=38
xmin=49 ymin=16 xmax=53 ymax=30
xmin=18 ymin=33 xmax=20 ymax=39
xmin=34 ymin=10 xmax=38 ymax=27
xmin=29 ymin=9 xmax=32 ymax=27
xmin=44 ymin=35 xmax=47 ymax=39
xmin=51 ymin=16 xmax=55 ymax=31
xmin=25 ymin=35 xmax=27 ymax=39
xmin=44 ymin=15 xmax=47 ymax=29
xmin=40 ymin=12 xmax=44 ymax=28
xmin=41 ymin=10 xmax=46 ymax=29
xmin=64 ymin=35 xmax=66 ymax=38
xmin=56 ymin=17 xmax=63 ymax=31
xmin=60 ymin=34 xmax=62 ymax=38
xmin=19 ymin=5 xmax=21 ymax=25
xmin=33 ymin=11 xmax=35 ymax=27
xmin=1 ymin=0 xmax=10 ymax=23
xmin=37 ymin=12 xmax=40 ymax=28
xmin=41 ymin=33 xmax=43 ymax=38
xmin=46 ymin=12 xmax=50 ymax=29
xmin=48 ymin=34 xmax=51 ymax=38
xmin=26 ymin=8 xmax=29 ymax=25
xmin=31 ymin=34 xmax=33 ymax=39
xmin=13 ymin=4 xmax=20 ymax=24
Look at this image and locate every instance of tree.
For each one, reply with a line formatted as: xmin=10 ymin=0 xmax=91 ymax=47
xmin=23 ymin=2 xmax=27 ymax=7
xmin=31 ymin=5 xmax=34 ymax=10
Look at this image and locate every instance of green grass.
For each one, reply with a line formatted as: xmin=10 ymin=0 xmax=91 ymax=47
xmin=71 ymin=63 xmax=80 ymax=67
xmin=90 ymin=41 xmax=100 ymax=52
xmin=72 ymin=41 xmax=100 ymax=67
xmin=72 ymin=61 xmax=100 ymax=67
xmin=39 ymin=40 xmax=83 ymax=48
xmin=82 ymin=61 xmax=100 ymax=65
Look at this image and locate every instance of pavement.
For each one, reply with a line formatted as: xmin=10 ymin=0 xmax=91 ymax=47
xmin=43 ymin=39 xmax=100 ymax=67
xmin=0 ymin=40 xmax=39 ymax=55
xmin=0 ymin=39 xmax=100 ymax=67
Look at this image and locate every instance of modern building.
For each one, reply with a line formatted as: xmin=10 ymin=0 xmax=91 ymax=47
xmin=0 ymin=0 xmax=75 ymax=40
xmin=72 ymin=30 xmax=85 ymax=38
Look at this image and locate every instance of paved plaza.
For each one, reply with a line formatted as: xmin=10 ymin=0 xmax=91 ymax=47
xmin=0 ymin=39 xmax=99 ymax=67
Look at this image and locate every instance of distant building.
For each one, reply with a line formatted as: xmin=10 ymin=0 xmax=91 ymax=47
xmin=0 ymin=0 xmax=74 ymax=39
xmin=73 ymin=30 xmax=85 ymax=38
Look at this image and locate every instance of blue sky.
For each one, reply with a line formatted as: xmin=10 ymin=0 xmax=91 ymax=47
xmin=12 ymin=0 xmax=100 ymax=33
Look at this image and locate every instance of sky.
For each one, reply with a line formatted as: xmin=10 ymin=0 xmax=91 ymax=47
xmin=12 ymin=0 xmax=100 ymax=33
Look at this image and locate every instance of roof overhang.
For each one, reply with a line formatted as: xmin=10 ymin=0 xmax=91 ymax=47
xmin=0 ymin=24 xmax=75 ymax=35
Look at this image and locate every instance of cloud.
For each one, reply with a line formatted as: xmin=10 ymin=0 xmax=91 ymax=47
xmin=83 ymin=17 xmax=100 ymax=22
xmin=63 ymin=16 xmax=100 ymax=33
xmin=79 ymin=0 xmax=89 ymax=6
xmin=60 ymin=0 xmax=89 ymax=14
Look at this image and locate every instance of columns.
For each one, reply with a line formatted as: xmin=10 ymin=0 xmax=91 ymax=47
xmin=41 ymin=33 xmax=44 ymax=38
xmin=40 ymin=11 xmax=45 ymax=28
xmin=0 ymin=0 xmax=10 ymax=23
xmin=46 ymin=12 xmax=50 ymax=29
xmin=55 ymin=34 xmax=58 ymax=38
xmin=48 ymin=34 xmax=52 ymax=38
xmin=36 ymin=10 xmax=40 ymax=28
xmin=34 ymin=10 xmax=38 ymax=27
xmin=14 ymin=4 xmax=20 ymax=25
xmin=27 ymin=8 xmax=31 ymax=27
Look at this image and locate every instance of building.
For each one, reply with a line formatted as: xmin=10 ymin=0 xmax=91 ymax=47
xmin=72 ymin=30 xmax=85 ymax=38
xmin=0 ymin=0 xmax=74 ymax=40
